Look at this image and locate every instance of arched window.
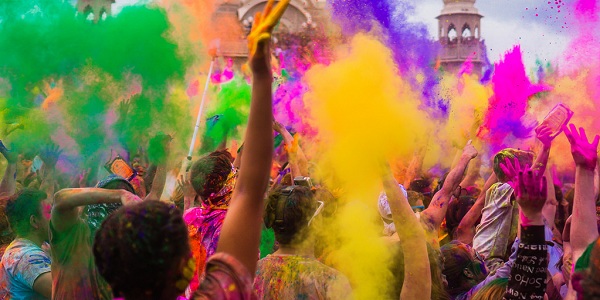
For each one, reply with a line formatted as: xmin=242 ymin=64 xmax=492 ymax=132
xmin=99 ymin=8 xmax=107 ymax=21
xmin=448 ymin=24 xmax=457 ymax=41
xmin=81 ymin=5 xmax=94 ymax=21
xmin=462 ymin=24 xmax=472 ymax=38
xmin=83 ymin=4 xmax=92 ymax=13
xmin=474 ymin=27 xmax=480 ymax=39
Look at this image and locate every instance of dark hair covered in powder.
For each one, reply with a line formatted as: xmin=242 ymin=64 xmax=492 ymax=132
xmin=264 ymin=186 xmax=317 ymax=246
xmin=5 ymin=188 xmax=47 ymax=236
xmin=189 ymin=150 xmax=233 ymax=205
xmin=93 ymin=201 xmax=189 ymax=299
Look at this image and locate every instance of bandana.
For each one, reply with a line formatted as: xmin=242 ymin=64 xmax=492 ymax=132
xmin=85 ymin=175 xmax=133 ymax=233
xmin=95 ymin=174 xmax=135 ymax=193
xmin=202 ymin=166 xmax=238 ymax=210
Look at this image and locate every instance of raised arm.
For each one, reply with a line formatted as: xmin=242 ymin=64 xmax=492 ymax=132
xmin=39 ymin=144 xmax=62 ymax=204
xmin=564 ymin=124 xmax=599 ymax=261
xmin=179 ymin=172 xmax=196 ymax=212
xmin=542 ymin=167 xmax=558 ymax=232
xmin=215 ymin=0 xmax=288 ymax=274
xmin=594 ymin=159 xmax=600 ymax=195
xmin=233 ymin=144 xmax=243 ymax=169
xmin=144 ymin=134 xmax=172 ymax=201
xmin=531 ymin=125 xmax=555 ymax=177
xmin=273 ymin=120 xmax=309 ymax=177
xmin=144 ymin=164 xmax=165 ymax=201
xmin=502 ymin=155 xmax=559 ymax=230
xmin=504 ymin=165 xmax=549 ymax=299
xmin=455 ymin=172 xmax=497 ymax=244
xmin=383 ymin=167 xmax=431 ymax=300
xmin=420 ymin=141 xmax=477 ymax=232
xmin=402 ymin=145 xmax=428 ymax=188
xmin=0 ymin=141 xmax=18 ymax=197
xmin=51 ymin=188 xmax=141 ymax=233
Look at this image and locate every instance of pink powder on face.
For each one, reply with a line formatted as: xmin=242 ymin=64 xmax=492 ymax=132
xmin=42 ymin=203 xmax=52 ymax=220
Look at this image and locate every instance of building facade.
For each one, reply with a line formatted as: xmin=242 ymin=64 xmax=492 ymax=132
xmin=79 ymin=0 xmax=488 ymax=75
xmin=215 ymin=0 xmax=327 ymax=57
xmin=437 ymin=0 xmax=487 ymax=75
xmin=77 ymin=0 xmax=114 ymax=22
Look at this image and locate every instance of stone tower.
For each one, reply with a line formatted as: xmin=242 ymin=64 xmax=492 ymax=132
xmin=437 ymin=0 xmax=486 ymax=76
xmin=77 ymin=0 xmax=114 ymax=23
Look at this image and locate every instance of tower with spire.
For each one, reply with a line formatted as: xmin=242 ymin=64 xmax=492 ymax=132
xmin=437 ymin=0 xmax=487 ymax=76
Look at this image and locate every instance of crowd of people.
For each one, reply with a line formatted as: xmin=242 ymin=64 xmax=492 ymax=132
xmin=1 ymin=1 xmax=600 ymax=299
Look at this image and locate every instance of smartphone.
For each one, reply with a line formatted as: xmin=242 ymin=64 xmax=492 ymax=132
xmin=537 ymin=103 xmax=573 ymax=138
xmin=104 ymin=156 xmax=137 ymax=181
xmin=31 ymin=156 xmax=43 ymax=173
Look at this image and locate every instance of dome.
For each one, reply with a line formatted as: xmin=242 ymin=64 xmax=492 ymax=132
xmin=440 ymin=0 xmax=480 ymax=16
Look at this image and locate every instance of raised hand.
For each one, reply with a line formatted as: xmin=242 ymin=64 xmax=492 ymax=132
xmin=40 ymin=144 xmax=62 ymax=169
xmin=515 ymin=167 xmax=547 ymax=226
xmin=563 ymin=124 xmax=599 ymax=171
xmin=461 ymin=140 xmax=478 ymax=160
xmin=0 ymin=140 xmax=17 ymax=164
xmin=499 ymin=157 xmax=528 ymax=189
xmin=535 ymin=125 xmax=555 ymax=148
xmin=273 ymin=120 xmax=286 ymax=134
xmin=247 ymin=0 xmax=290 ymax=73
xmin=283 ymin=137 xmax=299 ymax=156
xmin=177 ymin=173 xmax=196 ymax=203
xmin=117 ymin=99 xmax=131 ymax=120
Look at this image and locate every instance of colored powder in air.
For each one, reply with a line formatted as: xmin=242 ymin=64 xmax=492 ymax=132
xmin=539 ymin=0 xmax=600 ymax=173
xmin=159 ymin=0 xmax=242 ymax=58
xmin=0 ymin=1 xmax=192 ymax=170
xmin=303 ymin=34 xmax=431 ymax=299
xmin=199 ymin=77 xmax=251 ymax=154
xmin=426 ymin=72 xmax=491 ymax=168
xmin=328 ymin=0 xmax=440 ymax=109
xmin=541 ymin=70 xmax=600 ymax=173
xmin=90 ymin=6 xmax=191 ymax=88
xmin=563 ymin=0 xmax=599 ymax=69
xmin=273 ymin=79 xmax=317 ymax=137
xmin=58 ymin=68 xmax=121 ymax=164
xmin=477 ymin=45 xmax=550 ymax=153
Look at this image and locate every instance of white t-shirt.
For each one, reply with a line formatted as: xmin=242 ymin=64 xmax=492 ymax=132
xmin=473 ymin=182 xmax=518 ymax=261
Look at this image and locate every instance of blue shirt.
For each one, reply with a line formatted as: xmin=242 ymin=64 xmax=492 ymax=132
xmin=0 ymin=238 xmax=51 ymax=300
